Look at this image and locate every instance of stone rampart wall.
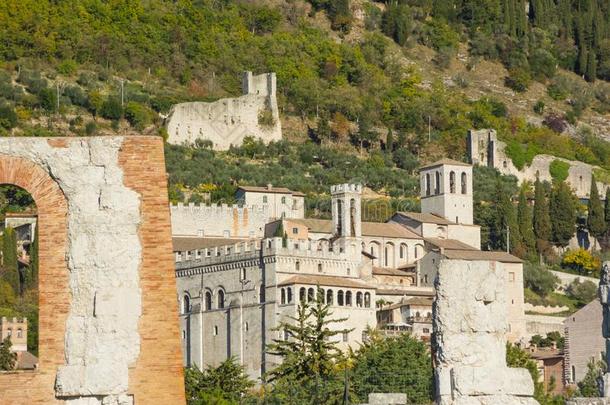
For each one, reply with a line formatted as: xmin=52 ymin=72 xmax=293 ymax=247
xmin=166 ymin=72 xmax=282 ymax=150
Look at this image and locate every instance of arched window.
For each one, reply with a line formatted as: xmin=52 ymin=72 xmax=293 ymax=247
xmin=287 ymin=287 xmax=293 ymax=303
xmin=425 ymin=173 xmax=431 ymax=196
xmin=356 ymin=292 xmax=363 ymax=307
xmin=364 ymin=292 xmax=371 ymax=308
xmin=217 ymin=289 xmax=225 ymax=309
xmin=307 ymin=288 xmax=315 ymax=302
xmin=260 ymin=284 xmax=266 ymax=303
xmin=281 ymin=196 xmax=286 ymax=204
xmin=571 ymin=365 xmax=576 ymax=383
xmin=205 ymin=291 xmax=212 ymax=311
xmin=345 ymin=291 xmax=352 ymax=306
xmin=318 ymin=288 xmax=325 ymax=303
xmin=300 ymin=287 xmax=306 ymax=302
xmin=435 ymin=171 xmax=441 ymax=194
xmin=461 ymin=172 xmax=467 ymax=194
xmin=17 ymin=329 xmax=22 ymax=338
xmin=326 ymin=289 xmax=334 ymax=305
xmin=449 ymin=171 xmax=456 ymax=193
xmin=263 ymin=196 xmax=268 ymax=204
xmin=240 ymin=268 xmax=247 ymax=281
xmin=400 ymin=244 xmax=408 ymax=262
xmin=182 ymin=294 xmax=190 ymax=314
xmin=281 ymin=288 xmax=286 ymax=305
xmin=338 ymin=290 xmax=344 ymax=306
xmin=295 ymin=261 xmax=300 ymax=271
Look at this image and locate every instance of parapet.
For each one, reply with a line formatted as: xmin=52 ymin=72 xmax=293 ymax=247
xmin=330 ymin=184 xmax=362 ymax=194
xmin=242 ymin=71 xmax=277 ymax=97
xmin=0 ymin=317 xmax=27 ymax=325
xmin=170 ymin=202 xmax=268 ymax=214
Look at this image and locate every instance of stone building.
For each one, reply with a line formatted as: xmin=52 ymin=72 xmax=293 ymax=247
xmin=0 ymin=317 xmax=38 ymax=371
xmin=171 ymin=184 xmax=304 ymax=239
xmin=172 ymin=159 xmax=528 ymax=380
xmin=529 ymin=347 xmax=565 ymax=395
xmin=564 ymin=299 xmax=605 ymax=384
xmin=468 ymin=128 xmax=609 ymax=200
xmin=166 ymin=72 xmax=282 ymax=150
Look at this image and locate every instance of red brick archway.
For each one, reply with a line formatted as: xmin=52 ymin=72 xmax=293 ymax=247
xmin=0 ymin=137 xmax=186 ymax=405
xmin=0 ymin=155 xmax=70 ymax=404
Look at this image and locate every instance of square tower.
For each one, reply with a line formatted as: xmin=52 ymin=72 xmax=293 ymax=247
xmin=331 ymin=184 xmax=362 ymax=238
xmin=419 ymin=159 xmax=473 ymax=225
xmin=0 ymin=317 xmax=28 ymax=352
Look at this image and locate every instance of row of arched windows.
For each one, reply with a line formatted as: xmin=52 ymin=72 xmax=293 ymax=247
xmin=290 ymin=287 xmax=371 ymax=308
xmin=182 ymin=284 xmax=268 ymax=314
xmin=424 ymin=171 xmax=467 ymax=196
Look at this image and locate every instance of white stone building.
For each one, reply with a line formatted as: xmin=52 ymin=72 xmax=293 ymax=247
xmin=172 ymin=159 xmax=528 ymax=379
xmin=166 ymin=72 xmax=282 ymax=150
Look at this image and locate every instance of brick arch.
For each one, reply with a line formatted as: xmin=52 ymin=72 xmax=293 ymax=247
xmin=0 ymin=155 xmax=70 ymax=404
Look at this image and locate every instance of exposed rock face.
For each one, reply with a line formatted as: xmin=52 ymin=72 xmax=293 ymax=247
xmin=166 ymin=71 xmax=282 ymax=150
xmin=433 ymin=259 xmax=539 ymax=405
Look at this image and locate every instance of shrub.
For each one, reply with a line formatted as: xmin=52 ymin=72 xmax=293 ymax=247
xmin=523 ymin=263 xmax=559 ymax=298
xmin=39 ymin=88 xmax=57 ymax=111
xmin=542 ymin=113 xmax=567 ymax=133
xmin=529 ymin=48 xmax=557 ymax=80
xmin=533 ymin=100 xmax=545 ymax=115
xmin=258 ymin=109 xmax=275 ymax=127
xmin=124 ymin=101 xmax=154 ymax=131
xmin=64 ymin=85 xmax=88 ymax=107
xmin=505 ymin=68 xmax=531 ymax=92
xmin=562 ymin=248 xmax=601 ymax=277
xmin=100 ymin=97 xmax=123 ymax=120
xmin=549 ymin=159 xmax=570 ymax=182
xmin=85 ymin=121 xmax=97 ymax=136
xmin=0 ymin=105 xmax=18 ymax=129
xmin=566 ymin=279 xmax=598 ymax=306
xmin=57 ymin=60 xmax=78 ymax=76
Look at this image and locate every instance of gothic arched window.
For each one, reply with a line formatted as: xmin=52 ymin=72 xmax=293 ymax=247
xmin=182 ymin=294 xmax=190 ymax=314
xmin=205 ymin=291 xmax=212 ymax=311
xmin=425 ymin=173 xmax=431 ymax=196
xmin=217 ymin=289 xmax=225 ymax=309
xmin=435 ymin=171 xmax=441 ymax=194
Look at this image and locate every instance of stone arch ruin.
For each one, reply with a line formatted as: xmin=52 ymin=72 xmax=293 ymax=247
xmin=0 ymin=137 xmax=185 ymax=405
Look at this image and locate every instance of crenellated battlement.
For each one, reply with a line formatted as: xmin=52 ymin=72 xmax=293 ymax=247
xmin=330 ymin=183 xmax=362 ymax=194
xmin=175 ymin=237 xmax=361 ymax=270
xmin=0 ymin=317 xmax=27 ymax=325
xmin=171 ymin=202 xmax=268 ymax=214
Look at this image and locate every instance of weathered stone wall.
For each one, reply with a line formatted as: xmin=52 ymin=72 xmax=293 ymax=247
xmin=166 ymin=72 xmax=282 ymax=150
xmin=468 ymin=129 xmax=609 ymax=199
xmin=0 ymin=137 xmax=185 ymax=405
xmin=433 ymin=258 xmax=538 ymax=405
xmin=170 ymin=202 xmax=271 ymax=238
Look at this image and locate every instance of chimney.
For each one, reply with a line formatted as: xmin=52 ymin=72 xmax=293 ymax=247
xmin=267 ymin=183 xmax=272 ymax=190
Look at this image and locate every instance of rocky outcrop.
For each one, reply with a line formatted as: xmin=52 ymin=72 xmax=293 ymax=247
xmin=166 ymin=71 xmax=282 ymax=150
xmin=433 ymin=259 xmax=539 ymax=405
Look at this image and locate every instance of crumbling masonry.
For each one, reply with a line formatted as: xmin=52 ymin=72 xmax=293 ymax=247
xmin=0 ymin=137 xmax=185 ymax=405
xmin=433 ymin=259 xmax=538 ymax=405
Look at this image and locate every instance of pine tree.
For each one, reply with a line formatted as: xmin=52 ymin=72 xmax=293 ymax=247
xmin=266 ymin=289 xmax=350 ymax=382
xmin=605 ymin=188 xmax=610 ymax=234
xmin=587 ymin=176 xmax=606 ymax=239
xmin=550 ymin=181 xmax=577 ymax=247
xmin=533 ymin=178 xmax=552 ymax=245
xmin=1 ymin=227 xmax=19 ymax=295
xmin=518 ymin=187 xmax=536 ymax=256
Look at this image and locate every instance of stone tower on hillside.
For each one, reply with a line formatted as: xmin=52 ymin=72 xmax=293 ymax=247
xmin=331 ymin=184 xmax=362 ymax=256
xmin=419 ymin=159 xmax=473 ymax=225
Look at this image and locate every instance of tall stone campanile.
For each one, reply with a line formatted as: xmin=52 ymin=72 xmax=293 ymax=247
xmin=419 ymin=159 xmax=473 ymax=225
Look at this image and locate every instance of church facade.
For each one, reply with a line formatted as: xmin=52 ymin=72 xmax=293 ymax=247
xmin=172 ymin=159 xmax=527 ymax=379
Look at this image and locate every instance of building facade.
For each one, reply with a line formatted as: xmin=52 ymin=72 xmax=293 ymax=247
xmin=173 ymin=159 xmax=528 ymax=379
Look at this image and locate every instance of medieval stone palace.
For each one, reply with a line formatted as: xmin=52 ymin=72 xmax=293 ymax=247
xmin=171 ymin=159 xmax=527 ymax=380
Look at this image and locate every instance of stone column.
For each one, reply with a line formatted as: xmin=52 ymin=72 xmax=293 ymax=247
xmin=433 ymin=258 xmax=539 ymax=405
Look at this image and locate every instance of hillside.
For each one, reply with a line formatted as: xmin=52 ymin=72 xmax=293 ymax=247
xmin=0 ymin=0 xmax=609 ymax=189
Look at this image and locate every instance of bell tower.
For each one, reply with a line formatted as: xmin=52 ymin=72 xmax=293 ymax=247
xmin=419 ymin=159 xmax=473 ymax=225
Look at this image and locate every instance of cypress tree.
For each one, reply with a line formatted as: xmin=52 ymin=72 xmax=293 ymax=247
xmin=605 ymin=187 xmax=610 ymax=241
xmin=587 ymin=176 xmax=606 ymax=238
xmin=26 ymin=226 xmax=39 ymax=290
xmin=1 ymin=227 xmax=19 ymax=295
xmin=386 ymin=129 xmax=394 ymax=154
xmin=533 ymin=178 xmax=552 ymax=243
xmin=518 ymin=187 xmax=536 ymax=256
xmin=586 ymin=51 xmax=597 ymax=82
xmin=490 ymin=181 xmax=522 ymax=253
xmin=550 ymin=181 xmax=577 ymax=247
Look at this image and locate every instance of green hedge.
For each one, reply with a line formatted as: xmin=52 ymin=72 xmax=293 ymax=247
xmin=549 ymin=159 xmax=570 ymax=182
